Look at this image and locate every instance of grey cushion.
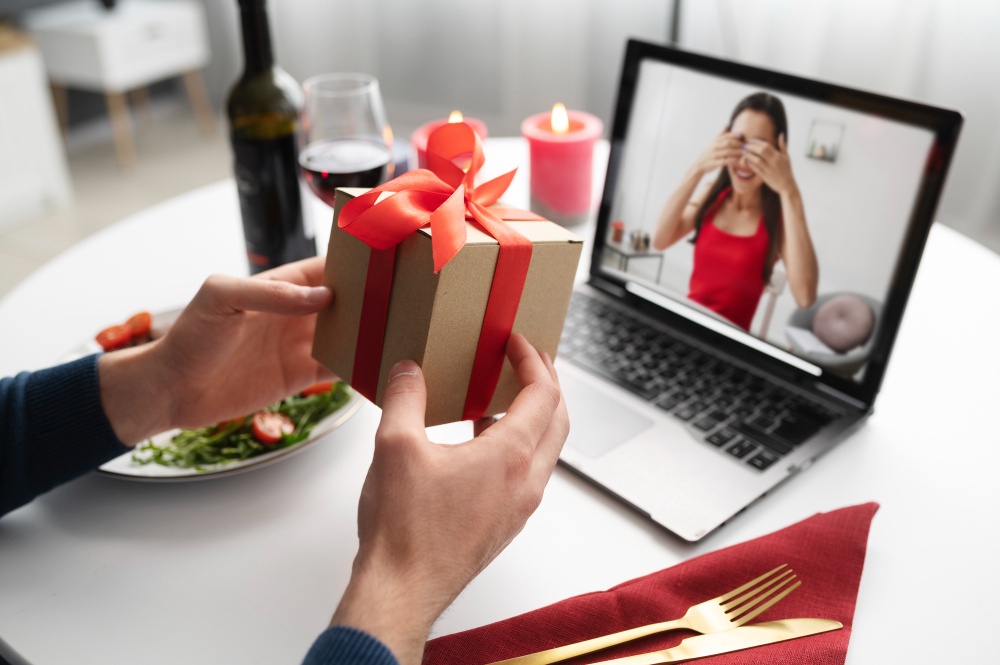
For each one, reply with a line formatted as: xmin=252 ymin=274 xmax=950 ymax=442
xmin=812 ymin=295 xmax=875 ymax=352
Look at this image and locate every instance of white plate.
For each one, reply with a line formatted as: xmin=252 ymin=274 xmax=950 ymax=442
xmin=61 ymin=309 xmax=363 ymax=482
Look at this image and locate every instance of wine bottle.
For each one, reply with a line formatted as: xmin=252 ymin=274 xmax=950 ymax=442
xmin=227 ymin=0 xmax=315 ymax=274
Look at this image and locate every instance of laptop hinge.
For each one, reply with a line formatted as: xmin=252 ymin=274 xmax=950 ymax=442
xmin=588 ymin=275 xmax=627 ymax=298
xmin=815 ymin=382 xmax=868 ymax=411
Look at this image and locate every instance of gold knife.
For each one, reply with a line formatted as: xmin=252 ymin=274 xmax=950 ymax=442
xmin=584 ymin=618 xmax=842 ymax=665
xmin=487 ymin=618 xmax=842 ymax=665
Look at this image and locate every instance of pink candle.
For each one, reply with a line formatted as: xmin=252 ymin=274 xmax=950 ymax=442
xmin=521 ymin=104 xmax=603 ymax=226
xmin=410 ymin=111 xmax=488 ymax=169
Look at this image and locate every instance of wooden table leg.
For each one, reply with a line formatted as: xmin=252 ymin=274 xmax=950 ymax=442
xmin=50 ymin=83 xmax=69 ymax=134
xmin=181 ymin=69 xmax=217 ymax=137
xmin=129 ymin=85 xmax=153 ymax=127
xmin=105 ymin=91 xmax=136 ymax=170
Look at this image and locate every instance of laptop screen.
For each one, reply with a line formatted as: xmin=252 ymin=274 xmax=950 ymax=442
xmin=597 ymin=55 xmax=942 ymax=386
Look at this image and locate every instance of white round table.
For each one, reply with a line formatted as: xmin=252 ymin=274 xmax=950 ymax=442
xmin=1 ymin=138 xmax=997 ymax=664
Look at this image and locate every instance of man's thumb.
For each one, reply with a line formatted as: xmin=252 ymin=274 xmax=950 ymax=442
xmin=377 ymin=360 xmax=427 ymax=438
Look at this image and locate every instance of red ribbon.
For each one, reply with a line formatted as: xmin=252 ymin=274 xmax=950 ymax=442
xmin=338 ymin=122 xmax=544 ymax=420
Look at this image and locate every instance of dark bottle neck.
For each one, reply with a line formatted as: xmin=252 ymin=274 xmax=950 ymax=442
xmin=238 ymin=0 xmax=274 ymax=76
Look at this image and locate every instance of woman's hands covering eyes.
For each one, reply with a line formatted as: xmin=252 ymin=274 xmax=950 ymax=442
xmin=744 ymin=134 xmax=799 ymax=197
xmin=693 ymin=128 xmax=744 ymax=176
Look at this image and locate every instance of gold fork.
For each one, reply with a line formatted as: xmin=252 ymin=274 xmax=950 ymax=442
xmin=487 ymin=564 xmax=801 ymax=665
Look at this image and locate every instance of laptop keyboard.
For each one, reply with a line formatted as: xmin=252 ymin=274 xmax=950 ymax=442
xmin=558 ymin=292 xmax=841 ymax=472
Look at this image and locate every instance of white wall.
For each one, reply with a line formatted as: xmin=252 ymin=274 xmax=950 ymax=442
xmin=194 ymin=0 xmax=670 ymax=138
xmin=607 ymin=61 xmax=934 ymax=346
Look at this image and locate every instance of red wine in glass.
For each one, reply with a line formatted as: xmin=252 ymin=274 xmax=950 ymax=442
xmin=300 ymin=138 xmax=391 ymax=206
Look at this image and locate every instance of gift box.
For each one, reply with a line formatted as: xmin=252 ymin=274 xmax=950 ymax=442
xmin=312 ymin=123 xmax=583 ymax=426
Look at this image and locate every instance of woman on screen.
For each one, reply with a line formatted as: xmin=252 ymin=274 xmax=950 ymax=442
xmin=652 ymin=92 xmax=818 ymax=331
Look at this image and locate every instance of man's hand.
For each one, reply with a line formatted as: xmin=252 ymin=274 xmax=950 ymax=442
xmin=332 ymin=334 xmax=570 ymax=665
xmin=98 ymin=257 xmax=334 ymax=445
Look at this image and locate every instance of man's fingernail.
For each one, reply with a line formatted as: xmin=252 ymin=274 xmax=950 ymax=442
xmin=304 ymin=286 xmax=331 ymax=304
xmin=388 ymin=360 xmax=421 ymax=382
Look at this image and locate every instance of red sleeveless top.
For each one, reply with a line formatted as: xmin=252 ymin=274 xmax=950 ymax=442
xmin=687 ymin=188 xmax=771 ymax=331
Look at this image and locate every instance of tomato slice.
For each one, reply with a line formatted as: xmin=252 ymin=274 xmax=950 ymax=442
xmin=252 ymin=412 xmax=295 ymax=444
xmin=301 ymin=382 xmax=333 ymax=397
xmin=214 ymin=418 xmax=245 ymax=434
xmin=96 ymin=325 xmax=133 ymax=351
xmin=126 ymin=311 xmax=152 ymax=337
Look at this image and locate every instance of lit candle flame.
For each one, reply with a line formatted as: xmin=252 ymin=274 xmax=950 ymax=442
xmin=551 ymin=103 xmax=569 ymax=133
xmin=448 ymin=110 xmax=464 ymax=123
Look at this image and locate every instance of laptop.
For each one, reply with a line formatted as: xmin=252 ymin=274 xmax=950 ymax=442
xmin=555 ymin=40 xmax=962 ymax=541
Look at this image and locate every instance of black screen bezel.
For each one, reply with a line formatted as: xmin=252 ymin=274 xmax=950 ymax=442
xmin=591 ymin=39 xmax=963 ymax=407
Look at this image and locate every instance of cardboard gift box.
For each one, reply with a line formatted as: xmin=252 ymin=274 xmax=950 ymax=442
xmin=312 ymin=187 xmax=583 ymax=427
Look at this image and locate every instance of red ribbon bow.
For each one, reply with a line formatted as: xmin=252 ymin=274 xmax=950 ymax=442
xmin=338 ymin=122 xmax=544 ymax=421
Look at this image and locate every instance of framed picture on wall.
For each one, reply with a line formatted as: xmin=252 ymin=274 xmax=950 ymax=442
xmin=806 ymin=120 xmax=844 ymax=162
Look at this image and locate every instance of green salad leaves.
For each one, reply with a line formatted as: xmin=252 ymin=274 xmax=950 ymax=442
xmin=132 ymin=382 xmax=352 ymax=471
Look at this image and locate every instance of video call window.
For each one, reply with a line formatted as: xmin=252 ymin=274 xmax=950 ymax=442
xmin=602 ymin=60 xmax=936 ymax=382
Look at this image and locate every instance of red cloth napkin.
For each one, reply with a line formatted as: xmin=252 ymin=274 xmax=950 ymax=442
xmin=424 ymin=503 xmax=879 ymax=665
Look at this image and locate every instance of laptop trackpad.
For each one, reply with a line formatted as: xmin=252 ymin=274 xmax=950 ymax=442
xmin=562 ymin=380 xmax=654 ymax=458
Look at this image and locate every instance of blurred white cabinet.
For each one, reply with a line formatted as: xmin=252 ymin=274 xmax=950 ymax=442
xmin=24 ymin=0 xmax=213 ymax=169
xmin=24 ymin=0 xmax=209 ymax=92
xmin=0 ymin=32 xmax=72 ymax=232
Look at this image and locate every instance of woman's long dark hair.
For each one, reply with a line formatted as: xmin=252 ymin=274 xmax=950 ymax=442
xmin=690 ymin=92 xmax=787 ymax=284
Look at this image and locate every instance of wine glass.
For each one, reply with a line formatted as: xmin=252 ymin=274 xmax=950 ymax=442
xmin=299 ymin=73 xmax=393 ymax=207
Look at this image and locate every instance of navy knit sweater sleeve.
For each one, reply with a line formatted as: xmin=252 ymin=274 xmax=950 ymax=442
xmin=0 ymin=354 xmax=130 ymax=517
xmin=302 ymin=626 xmax=400 ymax=665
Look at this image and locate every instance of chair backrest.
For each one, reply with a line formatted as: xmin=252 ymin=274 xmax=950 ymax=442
xmin=765 ymin=268 xmax=788 ymax=296
xmin=757 ymin=268 xmax=787 ymax=339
